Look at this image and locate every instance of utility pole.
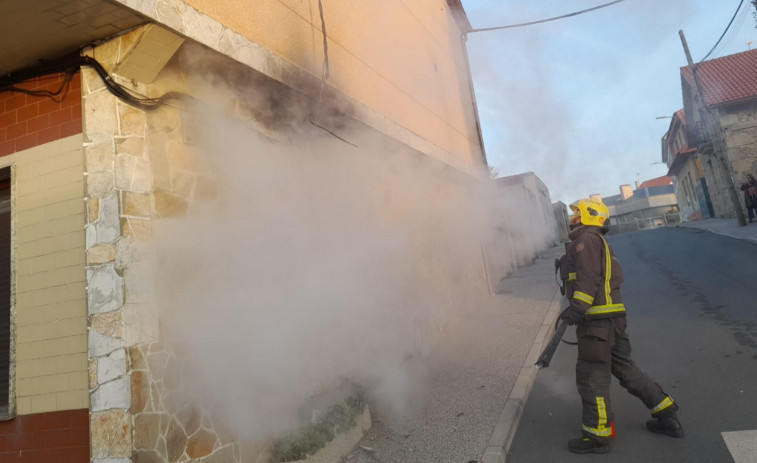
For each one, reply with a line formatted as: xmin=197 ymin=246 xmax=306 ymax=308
xmin=679 ymin=30 xmax=747 ymax=226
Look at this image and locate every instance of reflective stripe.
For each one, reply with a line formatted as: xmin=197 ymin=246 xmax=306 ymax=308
xmin=568 ymin=272 xmax=577 ymax=281
xmin=651 ymin=396 xmax=675 ymax=414
xmin=585 ymin=303 xmax=626 ymax=316
xmin=574 ymin=291 xmax=594 ymax=305
xmin=600 ymin=236 xmax=613 ymax=305
xmin=582 ymin=397 xmax=613 ymax=437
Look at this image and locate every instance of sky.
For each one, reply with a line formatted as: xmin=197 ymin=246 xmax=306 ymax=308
xmin=462 ymin=0 xmax=757 ymax=205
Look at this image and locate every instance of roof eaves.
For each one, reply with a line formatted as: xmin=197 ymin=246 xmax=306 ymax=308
xmin=711 ymin=94 xmax=757 ymax=109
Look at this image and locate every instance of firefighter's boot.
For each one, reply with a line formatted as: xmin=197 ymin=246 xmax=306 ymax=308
xmin=568 ymin=437 xmax=610 ymax=454
xmin=646 ymin=416 xmax=684 ymax=438
xmin=647 ymin=397 xmax=683 ymax=438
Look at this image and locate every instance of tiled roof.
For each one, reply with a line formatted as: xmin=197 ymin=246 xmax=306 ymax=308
xmin=681 ymin=48 xmax=757 ymax=107
xmin=637 ymin=176 xmax=673 ymax=189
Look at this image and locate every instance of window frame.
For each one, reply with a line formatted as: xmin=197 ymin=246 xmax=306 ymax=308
xmin=0 ymin=164 xmax=14 ymax=421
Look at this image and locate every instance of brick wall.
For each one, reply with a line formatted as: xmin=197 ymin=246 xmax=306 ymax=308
xmin=0 ymin=409 xmax=89 ymax=462
xmin=0 ymin=72 xmax=88 ymax=460
xmin=0 ymin=73 xmax=82 ymax=157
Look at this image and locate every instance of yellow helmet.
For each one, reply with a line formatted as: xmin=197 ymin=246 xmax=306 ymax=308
xmin=570 ymin=198 xmax=610 ymax=227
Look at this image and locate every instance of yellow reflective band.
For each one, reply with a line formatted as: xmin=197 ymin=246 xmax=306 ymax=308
xmin=582 ymin=397 xmax=613 ymax=437
xmin=568 ymin=272 xmax=577 ymax=281
xmin=651 ymin=396 xmax=675 ymax=414
xmin=600 ymin=236 xmax=613 ymax=305
xmin=574 ymin=291 xmax=594 ymax=305
xmin=585 ymin=304 xmax=626 ymax=315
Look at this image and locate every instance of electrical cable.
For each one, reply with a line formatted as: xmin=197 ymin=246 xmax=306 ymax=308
xmin=705 ymin=1 xmax=747 ymax=59
xmin=467 ymin=0 xmax=626 ymax=34
xmin=700 ymin=0 xmax=746 ymax=62
xmin=0 ymin=54 xmax=194 ymax=111
xmin=711 ymin=3 xmax=750 ymax=58
xmin=4 ymin=72 xmax=75 ymax=101
xmin=708 ymin=4 xmax=746 ymax=58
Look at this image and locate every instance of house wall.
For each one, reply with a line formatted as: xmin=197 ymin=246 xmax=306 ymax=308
xmin=0 ymin=75 xmax=89 ymax=461
xmin=719 ymin=103 xmax=757 ymax=212
xmin=673 ymin=161 xmax=699 ymax=221
xmin=697 ymin=148 xmax=733 ymax=218
xmin=487 ymin=174 xmax=558 ymax=284
xmin=672 ymin=158 xmax=713 ymax=222
xmin=113 ymin=0 xmax=486 ymax=178
xmin=82 ymin=23 xmax=500 ymax=461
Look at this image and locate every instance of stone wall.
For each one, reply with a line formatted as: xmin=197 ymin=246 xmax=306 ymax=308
xmin=721 ymin=103 xmax=757 ymax=213
xmin=83 ymin=28 xmax=240 ymax=462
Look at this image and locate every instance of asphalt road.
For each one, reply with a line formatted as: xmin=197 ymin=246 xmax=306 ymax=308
xmin=507 ymin=227 xmax=757 ymax=463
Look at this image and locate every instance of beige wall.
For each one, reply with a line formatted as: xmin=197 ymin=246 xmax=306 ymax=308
xmin=129 ymin=0 xmax=484 ymax=173
xmin=185 ymin=0 xmax=479 ymax=163
xmin=5 ymin=135 xmax=88 ymax=415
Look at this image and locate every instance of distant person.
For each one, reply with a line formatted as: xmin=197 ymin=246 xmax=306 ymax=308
xmin=558 ymin=198 xmax=683 ymax=454
xmin=740 ymin=173 xmax=757 ymax=223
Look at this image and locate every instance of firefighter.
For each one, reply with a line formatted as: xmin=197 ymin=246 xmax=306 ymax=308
xmin=560 ymin=198 xmax=683 ymax=454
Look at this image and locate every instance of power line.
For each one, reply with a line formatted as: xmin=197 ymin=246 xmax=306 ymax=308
xmin=468 ymin=0 xmax=626 ymax=34
xmin=700 ymin=0 xmax=746 ymax=62
xmin=711 ymin=3 xmax=750 ymax=58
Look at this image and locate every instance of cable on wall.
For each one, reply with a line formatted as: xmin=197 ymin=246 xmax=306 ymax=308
xmin=0 ymin=55 xmax=193 ymax=111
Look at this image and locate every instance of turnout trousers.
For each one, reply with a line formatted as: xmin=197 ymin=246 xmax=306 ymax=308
xmin=576 ymin=317 xmax=677 ymax=441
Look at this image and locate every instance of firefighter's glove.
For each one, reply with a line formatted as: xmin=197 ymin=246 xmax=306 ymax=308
xmin=561 ymin=305 xmax=584 ymax=326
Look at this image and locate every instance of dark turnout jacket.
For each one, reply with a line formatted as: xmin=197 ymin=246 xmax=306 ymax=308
xmin=563 ymin=226 xmax=626 ymax=318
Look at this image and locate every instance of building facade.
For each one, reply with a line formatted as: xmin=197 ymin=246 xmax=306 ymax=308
xmin=488 ymin=172 xmax=559 ymax=284
xmin=596 ymin=177 xmax=680 ymax=234
xmin=678 ymin=48 xmax=757 ymax=220
xmin=662 ymin=109 xmax=714 ymax=222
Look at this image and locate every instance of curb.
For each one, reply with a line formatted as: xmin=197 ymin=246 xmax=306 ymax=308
xmin=481 ymin=286 xmax=564 ymax=463
xmin=676 ymin=223 xmax=757 ymax=245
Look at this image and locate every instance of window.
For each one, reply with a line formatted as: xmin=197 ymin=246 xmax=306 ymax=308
xmin=0 ymin=166 xmax=10 ymax=418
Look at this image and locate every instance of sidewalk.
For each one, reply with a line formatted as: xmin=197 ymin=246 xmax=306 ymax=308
xmin=676 ymin=217 xmax=757 ymax=244
xmin=342 ymin=246 xmax=565 ymax=463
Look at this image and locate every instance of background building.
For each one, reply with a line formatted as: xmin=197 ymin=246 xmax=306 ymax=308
xmin=662 ymin=109 xmax=714 ymax=221
xmin=678 ymin=48 xmax=757 ymax=220
xmin=591 ymin=176 xmax=680 ymax=234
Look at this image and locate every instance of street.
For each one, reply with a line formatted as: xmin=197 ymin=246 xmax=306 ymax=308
xmin=507 ymin=226 xmax=757 ymax=462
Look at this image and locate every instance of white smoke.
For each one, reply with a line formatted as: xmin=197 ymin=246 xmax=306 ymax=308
xmin=152 ymin=109 xmax=499 ymax=440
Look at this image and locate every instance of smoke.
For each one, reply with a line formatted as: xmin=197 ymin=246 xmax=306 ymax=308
xmin=464 ymin=0 xmax=704 ymax=204
xmin=150 ymin=103 xmax=500 ymax=441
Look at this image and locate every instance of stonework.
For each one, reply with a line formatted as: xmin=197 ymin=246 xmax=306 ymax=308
xmin=91 ymin=409 xmax=133 ymax=458
xmin=85 ymin=27 xmax=236 ymax=462
xmin=128 ymin=342 xmax=242 ymax=463
xmin=705 ymin=105 xmax=757 ymax=217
